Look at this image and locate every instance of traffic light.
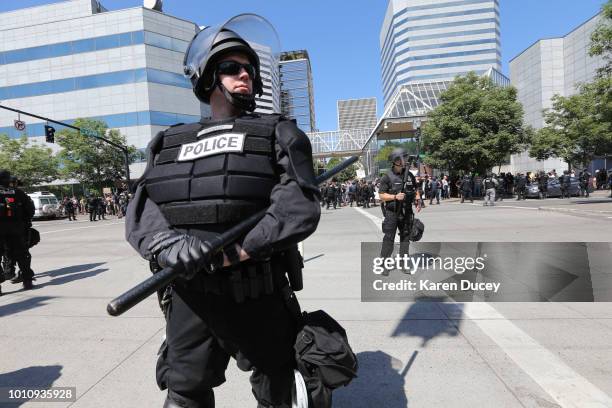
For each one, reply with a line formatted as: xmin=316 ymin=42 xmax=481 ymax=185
xmin=44 ymin=125 xmax=55 ymax=143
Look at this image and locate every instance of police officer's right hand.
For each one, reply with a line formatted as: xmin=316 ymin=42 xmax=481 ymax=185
xmin=147 ymin=231 xmax=213 ymax=280
xmin=395 ymin=192 xmax=406 ymax=201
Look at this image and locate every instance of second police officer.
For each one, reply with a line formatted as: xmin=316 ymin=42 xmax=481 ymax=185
xmin=378 ymin=149 xmax=421 ymax=276
xmin=0 ymin=169 xmax=35 ymax=295
xmin=125 ymin=15 xmax=321 ymax=408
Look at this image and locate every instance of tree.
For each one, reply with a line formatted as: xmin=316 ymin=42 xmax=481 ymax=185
xmin=529 ymin=90 xmax=611 ymax=169
xmin=421 ymin=72 xmax=529 ymax=175
xmin=0 ymin=134 xmax=59 ymax=186
xmin=326 ymin=157 xmax=357 ymax=182
xmin=590 ymin=0 xmax=612 ymax=77
xmin=55 ymin=118 xmax=138 ymax=190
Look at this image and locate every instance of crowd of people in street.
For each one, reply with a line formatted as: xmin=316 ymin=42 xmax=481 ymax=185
xmin=318 ymin=167 xmax=612 ymax=210
xmin=319 ymin=174 xmax=455 ymax=210
xmin=59 ymin=191 xmax=131 ymax=221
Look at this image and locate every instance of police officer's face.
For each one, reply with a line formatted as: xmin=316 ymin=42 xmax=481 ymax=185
xmin=217 ymin=53 xmax=253 ymax=95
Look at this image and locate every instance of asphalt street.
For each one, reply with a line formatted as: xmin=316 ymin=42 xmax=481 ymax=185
xmin=0 ymin=192 xmax=611 ymax=407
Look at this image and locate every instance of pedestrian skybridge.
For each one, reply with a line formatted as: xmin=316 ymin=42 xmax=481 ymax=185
xmin=307 ymin=68 xmax=510 ymax=174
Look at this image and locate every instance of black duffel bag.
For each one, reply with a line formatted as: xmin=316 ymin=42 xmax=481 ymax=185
xmin=28 ymin=228 xmax=40 ymax=248
xmin=294 ymin=309 xmax=358 ymax=408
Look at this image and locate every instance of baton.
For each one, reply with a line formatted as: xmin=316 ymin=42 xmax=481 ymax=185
xmin=107 ymin=156 xmax=359 ymax=316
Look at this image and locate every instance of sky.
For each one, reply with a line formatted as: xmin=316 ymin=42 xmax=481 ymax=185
xmin=0 ymin=0 xmax=607 ymax=132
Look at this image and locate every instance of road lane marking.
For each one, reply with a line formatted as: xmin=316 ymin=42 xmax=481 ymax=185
xmin=39 ymin=221 xmax=124 ymax=234
xmin=352 ymin=207 xmax=400 ymax=242
xmin=461 ymin=303 xmax=612 ymax=408
xmin=353 ymin=206 xmax=612 ymax=406
xmin=466 ymin=203 xmax=539 ymax=210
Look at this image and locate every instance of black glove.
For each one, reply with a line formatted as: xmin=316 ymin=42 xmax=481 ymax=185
xmin=147 ymin=231 xmax=216 ymax=280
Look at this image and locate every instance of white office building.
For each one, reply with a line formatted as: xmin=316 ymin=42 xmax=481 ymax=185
xmin=0 ymin=0 xmax=280 ymax=178
xmin=380 ymin=0 xmax=501 ymax=108
xmin=507 ymin=13 xmax=606 ymax=173
xmin=337 ymin=97 xmax=377 ymax=130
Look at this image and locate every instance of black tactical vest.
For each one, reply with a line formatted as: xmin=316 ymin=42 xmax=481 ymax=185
xmin=144 ymin=114 xmax=281 ymax=231
xmin=384 ymin=169 xmax=416 ymax=212
xmin=484 ymin=178 xmax=495 ymax=189
xmin=0 ymin=187 xmax=20 ymax=221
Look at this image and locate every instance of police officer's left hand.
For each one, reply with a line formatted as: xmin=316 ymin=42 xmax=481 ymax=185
xmin=148 ymin=231 xmax=214 ymax=279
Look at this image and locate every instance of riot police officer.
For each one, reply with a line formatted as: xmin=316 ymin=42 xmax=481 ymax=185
xmin=515 ymin=173 xmax=527 ymax=200
xmin=125 ymin=16 xmax=320 ymax=408
xmin=0 ymin=170 xmax=35 ymax=294
xmin=460 ymin=175 xmax=473 ymax=203
xmin=378 ymin=149 xmax=421 ymax=275
xmin=538 ymin=171 xmax=548 ymax=199
xmin=483 ymin=173 xmax=498 ymax=206
xmin=560 ymin=170 xmax=571 ymax=199
xmin=579 ymin=168 xmax=591 ymax=197
xmin=326 ymin=179 xmax=338 ymax=209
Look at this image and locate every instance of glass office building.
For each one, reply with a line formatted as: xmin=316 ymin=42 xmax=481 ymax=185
xmin=0 ymin=0 xmax=280 ymax=178
xmin=380 ymin=0 xmax=501 ymax=109
xmin=279 ymin=50 xmax=316 ymax=133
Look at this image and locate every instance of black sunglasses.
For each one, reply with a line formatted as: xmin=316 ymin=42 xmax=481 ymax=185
xmin=216 ymin=60 xmax=256 ymax=78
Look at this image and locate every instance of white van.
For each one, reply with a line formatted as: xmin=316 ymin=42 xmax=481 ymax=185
xmin=28 ymin=191 xmax=61 ymax=219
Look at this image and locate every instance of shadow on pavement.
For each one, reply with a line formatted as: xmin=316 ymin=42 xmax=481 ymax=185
xmin=334 ymin=350 xmax=409 ymax=408
xmin=35 ymin=263 xmax=105 ymax=278
xmin=0 ymin=296 xmax=55 ymax=318
xmin=21 ymin=263 xmax=109 ymax=290
xmin=391 ymin=296 xmax=463 ymax=347
xmin=0 ymin=365 xmax=63 ymax=407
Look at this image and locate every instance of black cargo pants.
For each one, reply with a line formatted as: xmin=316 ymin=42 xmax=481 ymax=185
xmin=157 ymin=274 xmax=297 ymax=408
xmin=0 ymin=225 xmax=33 ymax=283
xmin=380 ymin=212 xmax=411 ymax=262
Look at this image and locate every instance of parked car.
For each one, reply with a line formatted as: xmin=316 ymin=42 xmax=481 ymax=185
xmin=28 ymin=191 xmax=61 ymax=219
xmin=526 ymin=177 xmax=581 ymax=198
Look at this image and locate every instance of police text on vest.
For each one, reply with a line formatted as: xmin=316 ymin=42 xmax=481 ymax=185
xmin=177 ymin=133 xmax=245 ymax=161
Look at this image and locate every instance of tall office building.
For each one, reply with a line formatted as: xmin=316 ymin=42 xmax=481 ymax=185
xmin=0 ymin=0 xmax=279 ymax=178
xmin=380 ymin=0 xmax=501 ymax=108
xmin=337 ymin=97 xmax=377 ymax=130
xmin=279 ymin=50 xmax=316 ymax=132
xmin=508 ymin=13 xmax=606 ymax=172
xmin=511 ymin=13 xmax=604 ymax=129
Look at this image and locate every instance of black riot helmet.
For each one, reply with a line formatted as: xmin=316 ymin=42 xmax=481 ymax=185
xmin=183 ymin=14 xmax=280 ymax=112
xmin=0 ymin=169 xmax=10 ymax=187
xmin=388 ymin=148 xmax=408 ymax=165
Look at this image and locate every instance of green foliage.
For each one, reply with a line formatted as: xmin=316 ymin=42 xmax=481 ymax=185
xmin=0 ymin=134 xmax=59 ymax=186
xmin=55 ymin=118 xmax=138 ymax=189
xmin=374 ymin=140 xmax=417 ymax=163
xmin=421 ymin=72 xmax=529 ymax=175
xmin=590 ymin=0 xmax=612 ymax=76
xmin=530 ymin=85 xmax=612 ymax=168
xmin=326 ymin=157 xmax=357 ymax=182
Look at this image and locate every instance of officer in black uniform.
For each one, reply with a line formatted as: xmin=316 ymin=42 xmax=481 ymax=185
xmin=515 ymin=173 xmax=527 ymax=200
xmin=460 ymin=175 xmax=473 ymax=203
xmin=538 ymin=171 xmax=548 ymax=199
xmin=378 ymin=149 xmax=421 ymax=275
xmin=579 ymin=168 xmax=591 ymax=197
xmin=560 ymin=170 xmax=571 ymax=199
xmin=0 ymin=170 xmax=35 ymax=294
xmin=326 ymin=179 xmax=338 ymax=209
xmin=125 ymin=16 xmax=320 ymax=408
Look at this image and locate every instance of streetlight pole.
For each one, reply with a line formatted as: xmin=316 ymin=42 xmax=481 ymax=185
xmin=413 ymin=118 xmax=422 ymax=175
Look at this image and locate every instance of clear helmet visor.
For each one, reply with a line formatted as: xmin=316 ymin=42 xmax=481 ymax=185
xmin=183 ymin=13 xmax=280 ymax=80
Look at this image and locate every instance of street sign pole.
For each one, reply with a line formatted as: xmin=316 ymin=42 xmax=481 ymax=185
xmin=0 ymin=103 xmax=132 ymax=186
